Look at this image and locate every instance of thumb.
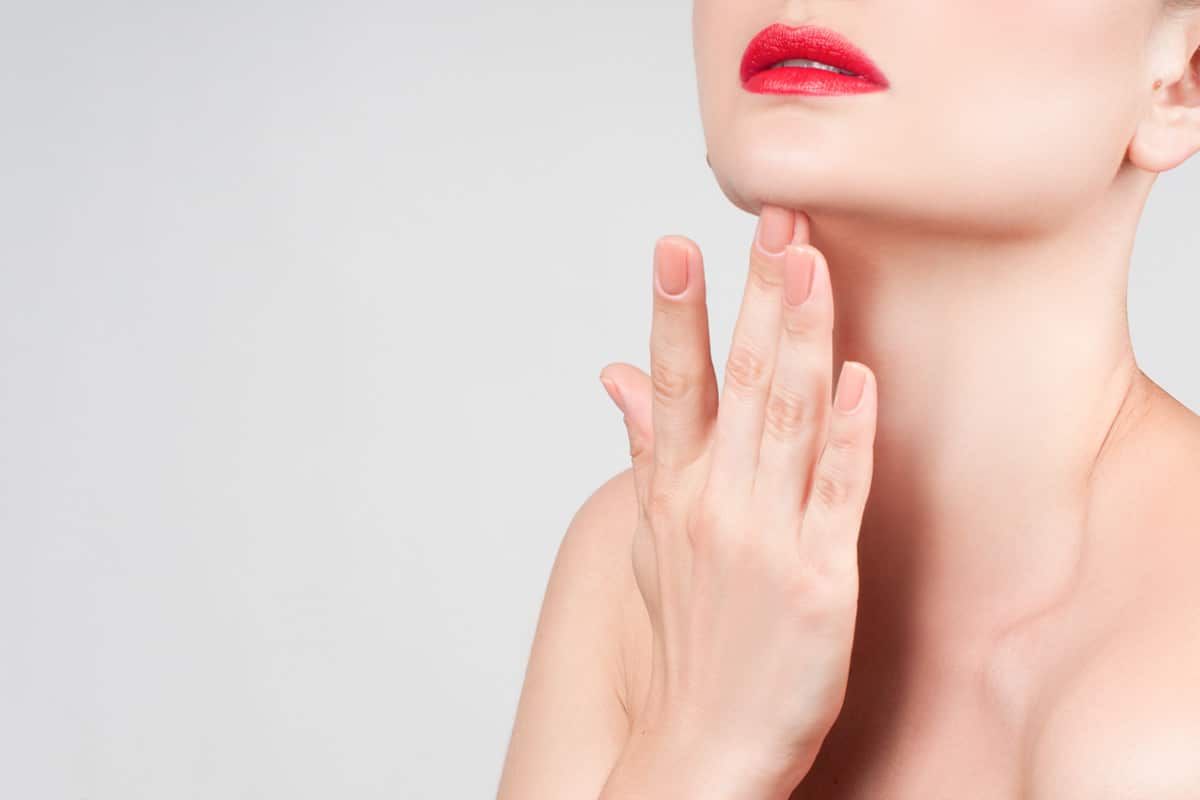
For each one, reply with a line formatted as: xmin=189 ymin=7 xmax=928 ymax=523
xmin=599 ymin=363 xmax=655 ymax=501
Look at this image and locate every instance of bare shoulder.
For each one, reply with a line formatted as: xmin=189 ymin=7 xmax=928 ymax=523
xmin=1024 ymin=598 xmax=1200 ymax=800
xmin=535 ymin=465 xmax=644 ymax=705
xmin=557 ymin=466 xmax=640 ymax=601
xmin=1025 ymin=393 xmax=1200 ymax=799
xmin=587 ymin=468 xmax=655 ymax=719
xmin=496 ymin=468 xmax=644 ymax=798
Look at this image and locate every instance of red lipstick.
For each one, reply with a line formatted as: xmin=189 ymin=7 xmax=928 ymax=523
xmin=740 ymin=23 xmax=888 ymax=96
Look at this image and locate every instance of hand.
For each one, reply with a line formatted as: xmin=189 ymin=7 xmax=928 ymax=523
xmin=598 ymin=204 xmax=878 ymax=795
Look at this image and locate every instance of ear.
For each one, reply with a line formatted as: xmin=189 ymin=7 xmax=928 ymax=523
xmin=1128 ymin=17 xmax=1200 ymax=174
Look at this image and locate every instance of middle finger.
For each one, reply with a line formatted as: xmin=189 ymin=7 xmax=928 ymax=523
xmin=707 ymin=204 xmax=810 ymax=498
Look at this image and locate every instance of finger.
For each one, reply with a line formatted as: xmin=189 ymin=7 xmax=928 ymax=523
xmin=707 ymin=205 xmax=809 ymax=498
xmin=648 ymin=236 xmax=719 ymax=480
xmin=601 ymin=362 xmax=692 ymax=641
xmin=798 ymin=361 xmax=878 ymax=576
xmin=754 ymin=243 xmax=834 ymax=520
xmin=599 ymin=363 xmax=656 ymax=514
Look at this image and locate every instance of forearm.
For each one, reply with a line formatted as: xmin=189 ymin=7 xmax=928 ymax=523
xmin=597 ymin=726 xmax=804 ymax=800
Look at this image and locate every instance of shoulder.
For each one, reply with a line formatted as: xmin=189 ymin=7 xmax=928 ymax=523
xmin=565 ymin=466 xmax=640 ymax=546
xmin=1026 ymin=385 xmax=1200 ymax=799
xmin=554 ymin=467 xmax=642 ymax=629
xmin=1026 ymin=610 xmax=1200 ymax=799
xmin=542 ymin=467 xmax=641 ymax=659
xmin=496 ymin=468 xmax=642 ymax=798
xmin=556 ymin=467 xmax=648 ymax=703
xmin=1024 ymin=536 xmax=1200 ymax=799
xmin=567 ymin=467 xmax=655 ymax=718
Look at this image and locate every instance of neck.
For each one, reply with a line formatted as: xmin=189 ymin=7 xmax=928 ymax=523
xmin=802 ymin=163 xmax=1158 ymax=655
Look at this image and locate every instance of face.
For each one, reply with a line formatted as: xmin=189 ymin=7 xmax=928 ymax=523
xmin=693 ymin=1 xmax=1168 ymax=236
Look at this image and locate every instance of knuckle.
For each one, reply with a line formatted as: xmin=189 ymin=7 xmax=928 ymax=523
xmin=747 ymin=256 xmax=784 ymax=291
xmin=645 ymin=480 xmax=677 ymax=525
xmin=650 ymin=357 xmax=694 ymax=405
xmin=790 ymin=556 xmax=858 ymax=616
xmin=763 ymin=381 xmax=815 ymax=440
xmin=725 ymin=340 xmax=772 ymax=396
xmin=811 ymin=467 xmax=853 ymax=510
xmin=688 ymin=493 xmax=745 ymax=559
xmin=687 ymin=493 xmax=721 ymax=550
xmin=809 ymin=432 xmax=862 ymax=508
xmin=811 ymin=546 xmax=860 ymax=591
xmin=782 ymin=303 xmax=825 ymax=338
xmin=625 ymin=418 xmax=650 ymax=461
xmin=826 ymin=426 xmax=859 ymax=455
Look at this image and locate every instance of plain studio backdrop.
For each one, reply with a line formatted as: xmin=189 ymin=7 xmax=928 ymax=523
xmin=2 ymin=2 xmax=1197 ymax=797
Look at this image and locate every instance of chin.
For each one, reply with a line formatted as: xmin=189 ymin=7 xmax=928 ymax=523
xmin=707 ymin=143 xmax=862 ymax=221
xmin=708 ymin=142 xmax=1044 ymax=237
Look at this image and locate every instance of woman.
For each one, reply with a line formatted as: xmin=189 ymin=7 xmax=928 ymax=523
xmin=498 ymin=1 xmax=1200 ymax=797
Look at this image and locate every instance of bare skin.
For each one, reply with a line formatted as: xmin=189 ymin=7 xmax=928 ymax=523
xmin=612 ymin=382 xmax=1200 ymax=798
xmin=496 ymin=210 xmax=1200 ymax=798
xmin=497 ymin=1 xmax=1200 ymax=797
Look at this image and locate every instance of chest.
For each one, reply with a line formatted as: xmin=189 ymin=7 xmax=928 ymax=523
xmin=620 ymin=633 xmax=1049 ymax=798
xmin=785 ymin=686 xmax=1032 ymax=800
xmin=780 ymin=597 xmax=1130 ymax=800
xmin=617 ymin=551 xmax=1154 ymax=800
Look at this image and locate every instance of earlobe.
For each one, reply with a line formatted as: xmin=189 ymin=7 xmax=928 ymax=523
xmin=1126 ymin=47 xmax=1200 ymax=174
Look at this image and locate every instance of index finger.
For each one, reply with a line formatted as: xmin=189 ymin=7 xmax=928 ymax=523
xmin=648 ymin=236 xmax=719 ymax=479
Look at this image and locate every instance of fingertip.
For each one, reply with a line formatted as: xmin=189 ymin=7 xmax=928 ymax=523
xmin=851 ymin=365 xmax=878 ymax=428
xmin=656 ymin=234 xmax=698 ymax=260
xmin=600 ymin=374 xmax=626 ymax=414
xmin=861 ymin=365 xmax=877 ymax=407
xmin=653 ymin=236 xmax=706 ymax=302
xmin=834 ymin=362 xmax=869 ymax=415
xmin=659 ymin=235 xmax=703 ymax=266
xmin=791 ymin=209 xmax=812 ymax=246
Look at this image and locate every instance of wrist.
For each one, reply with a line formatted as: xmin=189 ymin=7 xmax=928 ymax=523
xmin=599 ymin=721 xmax=809 ymax=800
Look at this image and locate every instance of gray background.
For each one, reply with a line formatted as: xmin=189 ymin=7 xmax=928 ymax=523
xmin=1 ymin=2 xmax=1196 ymax=798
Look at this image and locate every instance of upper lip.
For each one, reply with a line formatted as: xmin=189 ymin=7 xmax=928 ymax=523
xmin=740 ymin=23 xmax=888 ymax=87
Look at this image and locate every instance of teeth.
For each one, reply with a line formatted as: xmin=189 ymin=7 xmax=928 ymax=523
xmin=769 ymin=58 xmax=858 ymax=77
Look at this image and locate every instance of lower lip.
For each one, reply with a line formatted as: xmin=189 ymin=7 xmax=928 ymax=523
xmin=743 ymin=66 xmax=885 ymax=96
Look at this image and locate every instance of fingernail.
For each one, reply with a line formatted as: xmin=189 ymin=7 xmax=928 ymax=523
xmin=791 ymin=210 xmax=810 ymax=246
xmin=655 ymin=240 xmax=689 ymax=297
xmin=600 ymin=376 xmax=626 ymax=413
xmin=755 ymin=206 xmax=793 ymax=256
xmin=784 ymin=246 xmax=816 ymax=306
xmin=834 ymin=362 xmax=868 ymax=414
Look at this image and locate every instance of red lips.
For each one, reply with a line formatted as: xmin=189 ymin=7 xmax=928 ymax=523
xmin=740 ymin=23 xmax=889 ymax=94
